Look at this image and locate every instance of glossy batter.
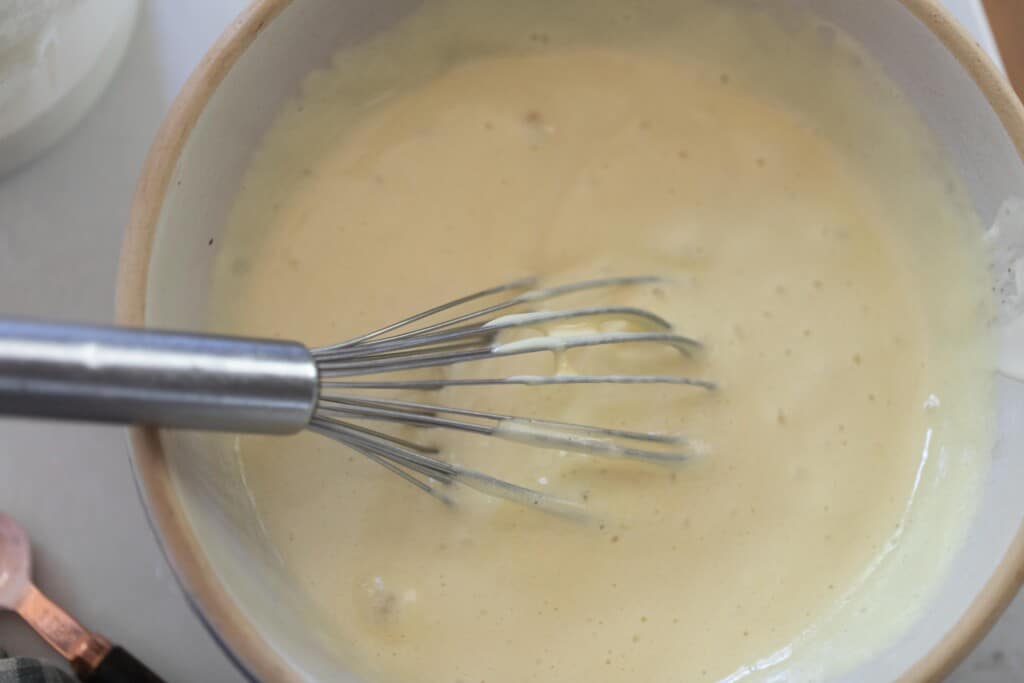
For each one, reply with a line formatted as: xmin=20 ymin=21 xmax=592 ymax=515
xmin=207 ymin=1 xmax=994 ymax=681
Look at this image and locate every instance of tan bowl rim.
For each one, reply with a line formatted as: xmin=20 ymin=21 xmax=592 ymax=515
xmin=115 ymin=1 xmax=1024 ymax=681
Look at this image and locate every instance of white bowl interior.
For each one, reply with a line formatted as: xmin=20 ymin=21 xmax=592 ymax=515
xmin=142 ymin=1 xmax=1024 ymax=680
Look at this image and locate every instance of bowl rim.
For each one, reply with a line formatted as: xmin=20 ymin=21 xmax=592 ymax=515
xmin=115 ymin=0 xmax=1024 ymax=680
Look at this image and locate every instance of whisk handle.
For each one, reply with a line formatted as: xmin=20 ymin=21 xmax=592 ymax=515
xmin=0 ymin=318 xmax=318 ymax=434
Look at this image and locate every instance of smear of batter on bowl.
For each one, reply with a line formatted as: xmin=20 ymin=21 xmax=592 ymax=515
xmin=206 ymin=0 xmax=994 ymax=681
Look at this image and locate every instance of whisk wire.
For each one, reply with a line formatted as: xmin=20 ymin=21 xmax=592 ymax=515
xmin=313 ymin=305 xmax=672 ymax=363
xmin=313 ymin=275 xmax=664 ymax=354
xmin=319 ymin=394 xmax=686 ymax=446
xmin=320 ymin=374 xmax=715 ymax=390
xmin=311 ymin=417 xmax=584 ymax=515
xmin=316 ymin=332 xmax=701 ymax=376
xmin=308 ymin=276 xmax=712 ymax=513
xmin=316 ymin=277 xmax=537 ymax=352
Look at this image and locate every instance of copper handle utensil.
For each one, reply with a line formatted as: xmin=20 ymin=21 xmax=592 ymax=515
xmin=0 ymin=512 xmax=164 ymax=682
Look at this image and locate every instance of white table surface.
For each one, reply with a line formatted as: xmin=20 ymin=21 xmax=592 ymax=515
xmin=0 ymin=1 xmax=1016 ymax=681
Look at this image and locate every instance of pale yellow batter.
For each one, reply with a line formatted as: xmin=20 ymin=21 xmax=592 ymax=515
xmin=206 ymin=1 xmax=994 ymax=681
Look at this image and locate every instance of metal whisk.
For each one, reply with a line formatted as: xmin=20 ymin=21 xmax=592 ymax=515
xmin=0 ymin=276 xmax=713 ymax=514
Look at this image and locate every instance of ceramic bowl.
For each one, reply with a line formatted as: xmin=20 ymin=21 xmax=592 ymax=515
xmin=117 ymin=1 xmax=1024 ymax=680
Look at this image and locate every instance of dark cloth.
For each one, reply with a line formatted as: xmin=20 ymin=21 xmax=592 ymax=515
xmin=0 ymin=655 xmax=76 ymax=683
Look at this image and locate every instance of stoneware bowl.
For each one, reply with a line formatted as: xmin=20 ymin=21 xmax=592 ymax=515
xmin=116 ymin=1 xmax=1024 ymax=681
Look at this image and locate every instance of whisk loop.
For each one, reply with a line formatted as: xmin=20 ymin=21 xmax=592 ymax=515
xmin=310 ymin=276 xmax=714 ymax=515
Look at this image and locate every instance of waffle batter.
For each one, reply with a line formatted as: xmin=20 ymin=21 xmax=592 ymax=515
xmin=207 ymin=1 xmax=994 ymax=680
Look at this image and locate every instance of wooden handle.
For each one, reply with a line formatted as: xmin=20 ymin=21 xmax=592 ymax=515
xmin=982 ymin=0 xmax=1024 ymax=98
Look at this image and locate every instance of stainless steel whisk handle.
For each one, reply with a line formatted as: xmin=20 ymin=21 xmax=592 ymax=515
xmin=0 ymin=319 xmax=318 ymax=434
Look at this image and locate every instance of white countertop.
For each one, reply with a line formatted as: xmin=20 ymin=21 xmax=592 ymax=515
xmin=0 ymin=1 xmax=1017 ymax=681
